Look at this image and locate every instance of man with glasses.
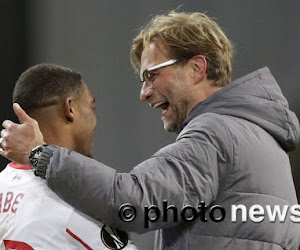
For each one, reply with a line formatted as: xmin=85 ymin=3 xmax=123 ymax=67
xmin=1 ymin=11 xmax=300 ymax=249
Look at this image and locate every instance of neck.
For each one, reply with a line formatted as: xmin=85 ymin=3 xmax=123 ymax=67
xmin=32 ymin=106 xmax=74 ymax=151
xmin=40 ymin=125 xmax=74 ymax=150
xmin=187 ymin=80 xmax=222 ymax=117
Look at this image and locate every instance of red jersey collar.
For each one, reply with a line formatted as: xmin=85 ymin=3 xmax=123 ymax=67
xmin=9 ymin=162 xmax=33 ymax=170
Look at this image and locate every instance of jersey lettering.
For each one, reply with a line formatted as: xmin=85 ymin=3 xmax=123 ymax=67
xmin=0 ymin=191 xmax=25 ymax=214
xmin=11 ymin=193 xmax=25 ymax=213
xmin=3 ymin=192 xmax=13 ymax=213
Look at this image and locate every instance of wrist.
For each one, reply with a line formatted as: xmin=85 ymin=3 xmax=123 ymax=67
xmin=29 ymin=144 xmax=58 ymax=179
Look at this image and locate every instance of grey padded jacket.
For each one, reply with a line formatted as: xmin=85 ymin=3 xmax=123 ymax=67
xmin=40 ymin=67 xmax=300 ymax=249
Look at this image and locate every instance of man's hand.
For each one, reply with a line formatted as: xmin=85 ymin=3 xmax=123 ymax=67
xmin=0 ymin=103 xmax=45 ymax=165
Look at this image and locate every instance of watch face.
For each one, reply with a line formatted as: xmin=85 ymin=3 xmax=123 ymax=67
xmin=30 ymin=147 xmax=44 ymax=168
xmin=34 ymin=151 xmax=42 ymax=158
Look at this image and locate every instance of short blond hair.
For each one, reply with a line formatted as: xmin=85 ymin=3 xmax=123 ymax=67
xmin=130 ymin=11 xmax=233 ymax=86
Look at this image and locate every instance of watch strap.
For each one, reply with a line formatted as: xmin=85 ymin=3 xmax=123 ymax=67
xmin=29 ymin=144 xmax=48 ymax=169
xmin=30 ymin=144 xmax=59 ymax=179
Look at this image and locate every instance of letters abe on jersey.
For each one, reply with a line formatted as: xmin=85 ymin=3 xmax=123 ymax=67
xmin=0 ymin=162 xmax=136 ymax=250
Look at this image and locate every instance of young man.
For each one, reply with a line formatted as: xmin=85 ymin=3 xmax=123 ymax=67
xmin=1 ymin=11 xmax=300 ymax=249
xmin=0 ymin=64 xmax=136 ymax=250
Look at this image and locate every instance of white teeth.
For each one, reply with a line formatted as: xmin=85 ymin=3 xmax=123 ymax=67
xmin=152 ymin=101 xmax=166 ymax=109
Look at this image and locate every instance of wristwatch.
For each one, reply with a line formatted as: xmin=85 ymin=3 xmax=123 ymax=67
xmin=29 ymin=144 xmax=49 ymax=169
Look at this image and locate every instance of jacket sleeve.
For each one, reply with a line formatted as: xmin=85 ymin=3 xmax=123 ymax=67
xmin=44 ymin=115 xmax=231 ymax=233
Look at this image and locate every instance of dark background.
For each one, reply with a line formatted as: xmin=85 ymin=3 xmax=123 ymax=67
xmin=1 ymin=1 xmax=299 ymax=249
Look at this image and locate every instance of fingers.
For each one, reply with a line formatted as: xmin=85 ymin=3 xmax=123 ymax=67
xmin=0 ymin=137 xmax=6 ymax=156
xmin=0 ymin=137 xmax=4 ymax=149
xmin=0 ymin=137 xmax=8 ymax=159
xmin=0 ymin=135 xmax=5 ymax=149
xmin=1 ymin=129 xmax=7 ymax=138
xmin=1 ymin=122 xmax=20 ymax=152
xmin=13 ymin=103 xmax=33 ymax=124
xmin=0 ymin=103 xmax=44 ymax=164
xmin=0 ymin=147 xmax=6 ymax=158
xmin=2 ymin=120 xmax=19 ymax=133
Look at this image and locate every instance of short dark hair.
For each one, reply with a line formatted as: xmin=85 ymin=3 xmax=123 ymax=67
xmin=13 ymin=64 xmax=83 ymax=114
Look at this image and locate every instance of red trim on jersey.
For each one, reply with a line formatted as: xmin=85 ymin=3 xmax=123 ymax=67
xmin=9 ymin=162 xmax=33 ymax=170
xmin=66 ymin=228 xmax=92 ymax=250
xmin=4 ymin=240 xmax=34 ymax=250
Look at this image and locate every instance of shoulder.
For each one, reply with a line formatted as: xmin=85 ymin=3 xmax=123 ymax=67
xmin=180 ymin=112 xmax=233 ymax=138
xmin=151 ymin=113 xmax=234 ymax=167
xmin=179 ymin=113 xmax=234 ymax=158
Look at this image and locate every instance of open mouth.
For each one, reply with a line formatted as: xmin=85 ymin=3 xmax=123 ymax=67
xmin=152 ymin=101 xmax=169 ymax=110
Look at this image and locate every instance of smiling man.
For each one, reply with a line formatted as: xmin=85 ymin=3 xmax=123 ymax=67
xmin=138 ymin=43 xmax=222 ymax=134
xmin=1 ymin=11 xmax=300 ymax=249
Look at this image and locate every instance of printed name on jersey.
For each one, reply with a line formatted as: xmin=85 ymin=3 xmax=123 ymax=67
xmin=0 ymin=191 xmax=24 ymax=214
xmin=101 ymin=225 xmax=129 ymax=250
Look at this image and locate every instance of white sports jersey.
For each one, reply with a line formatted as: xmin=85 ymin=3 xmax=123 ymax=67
xmin=0 ymin=162 xmax=137 ymax=250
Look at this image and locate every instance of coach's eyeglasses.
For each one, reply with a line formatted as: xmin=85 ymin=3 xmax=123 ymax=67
xmin=140 ymin=59 xmax=178 ymax=89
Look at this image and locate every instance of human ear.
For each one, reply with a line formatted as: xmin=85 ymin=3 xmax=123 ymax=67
xmin=63 ymin=98 xmax=75 ymax=122
xmin=190 ymin=55 xmax=207 ymax=84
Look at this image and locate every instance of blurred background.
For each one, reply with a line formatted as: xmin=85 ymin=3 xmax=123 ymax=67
xmin=1 ymin=1 xmax=299 ymax=249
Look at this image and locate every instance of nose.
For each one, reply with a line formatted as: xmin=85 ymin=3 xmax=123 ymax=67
xmin=140 ymin=85 xmax=154 ymax=101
